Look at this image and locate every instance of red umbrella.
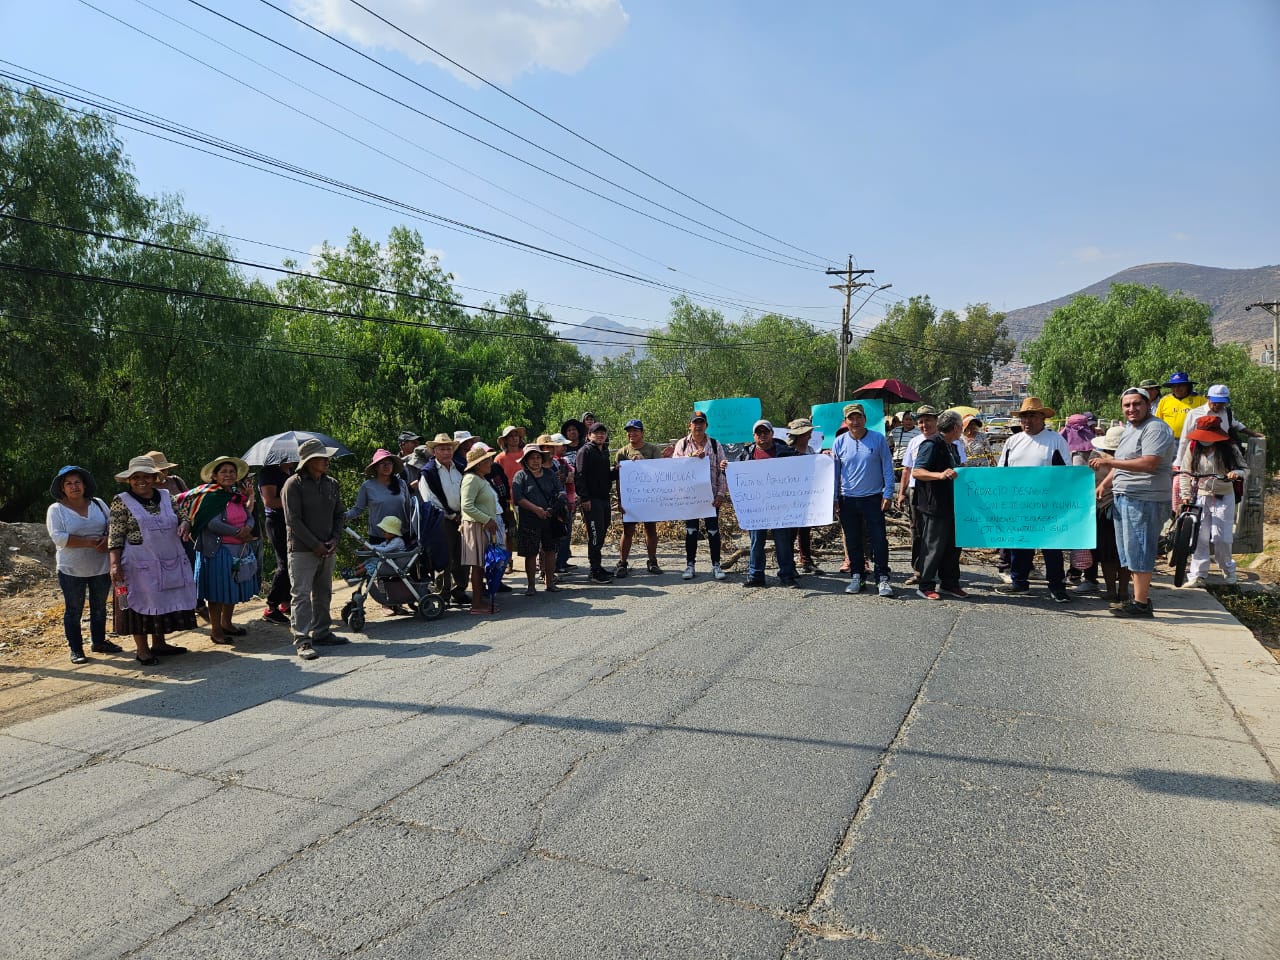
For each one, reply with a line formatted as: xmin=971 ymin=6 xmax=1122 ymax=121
xmin=851 ymin=379 xmax=922 ymax=403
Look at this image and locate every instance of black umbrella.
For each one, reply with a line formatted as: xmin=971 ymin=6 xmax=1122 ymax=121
xmin=241 ymin=430 xmax=354 ymax=466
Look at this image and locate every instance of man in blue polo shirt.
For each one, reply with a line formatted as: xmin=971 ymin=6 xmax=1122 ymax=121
xmin=832 ymin=402 xmax=895 ymax=597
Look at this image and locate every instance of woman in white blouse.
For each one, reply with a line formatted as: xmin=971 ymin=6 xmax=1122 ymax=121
xmin=46 ymin=466 xmax=121 ymax=663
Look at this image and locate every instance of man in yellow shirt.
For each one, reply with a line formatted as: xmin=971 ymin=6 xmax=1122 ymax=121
xmin=1154 ymin=372 xmax=1206 ymax=440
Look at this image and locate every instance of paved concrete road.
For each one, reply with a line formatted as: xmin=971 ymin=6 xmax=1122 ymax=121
xmin=3 ymin=551 xmax=1278 ymax=960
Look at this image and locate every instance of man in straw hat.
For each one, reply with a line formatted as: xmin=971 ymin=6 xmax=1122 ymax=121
xmin=1089 ymin=387 xmax=1175 ymax=617
xmin=419 ymin=433 xmax=470 ymax=606
xmin=281 ymin=438 xmax=345 ymax=660
xmin=832 ymin=403 xmax=895 ymax=597
xmin=995 ymin=396 xmax=1073 ymax=603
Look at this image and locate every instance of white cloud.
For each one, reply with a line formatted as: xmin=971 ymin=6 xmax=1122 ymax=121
xmin=1071 ymin=245 xmax=1108 ymax=263
xmin=290 ymin=0 xmax=629 ymax=86
xmin=1171 ymin=231 xmax=1191 ymax=242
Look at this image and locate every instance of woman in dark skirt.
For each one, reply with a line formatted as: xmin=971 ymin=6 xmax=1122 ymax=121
xmin=107 ymin=456 xmax=198 ymax=665
xmin=187 ymin=456 xmax=260 ymax=645
xmin=1090 ymin=425 xmax=1129 ymax=603
xmin=512 ymin=444 xmax=567 ymax=596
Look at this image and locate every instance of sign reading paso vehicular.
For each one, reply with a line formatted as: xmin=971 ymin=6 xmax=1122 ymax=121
xmin=953 ymin=465 xmax=1096 ymax=549
xmin=619 ymin=457 xmax=716 ymax=522
xmin=726 ymin=455 xmax=835 ymax=531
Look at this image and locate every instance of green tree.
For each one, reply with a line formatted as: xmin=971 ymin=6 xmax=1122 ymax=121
xmin=859 ymin=297 xmax=1015 ymax=409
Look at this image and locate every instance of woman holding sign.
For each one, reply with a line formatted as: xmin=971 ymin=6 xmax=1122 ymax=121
xmin=672 ymin=412 xmax=729 ymax=580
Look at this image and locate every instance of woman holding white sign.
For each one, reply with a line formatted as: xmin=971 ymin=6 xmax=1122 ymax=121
xmin=672 ymin=411 xmax=729 ymax=580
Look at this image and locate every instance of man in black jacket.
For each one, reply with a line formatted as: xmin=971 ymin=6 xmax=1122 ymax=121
xmin=575 ymin=422 xmax=615 ymax=582
xmin=738 ymin=419 xmax=800 ymax=588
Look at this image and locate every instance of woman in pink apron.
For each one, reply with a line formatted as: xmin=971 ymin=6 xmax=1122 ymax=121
xmin=107 ymin=456 xmax=198 ymax=665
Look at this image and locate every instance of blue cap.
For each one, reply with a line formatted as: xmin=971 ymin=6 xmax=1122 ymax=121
xmin=1165 ymin=371 xmax=1193 ymax=386
xmin=624 ymin=419 xmax=644 ymax=431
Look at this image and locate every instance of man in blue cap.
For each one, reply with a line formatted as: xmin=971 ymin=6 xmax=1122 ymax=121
xmin=614 ymin=419 xmax=666 ymax=575
xmin=1154 ymin=372 xmax=1205 ymax=440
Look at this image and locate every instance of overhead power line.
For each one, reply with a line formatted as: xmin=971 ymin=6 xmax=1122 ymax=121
xmin=178 ymin=0 xmax=823 ymax=271
xmin=341 ymin=0 xmax=830 ymax=265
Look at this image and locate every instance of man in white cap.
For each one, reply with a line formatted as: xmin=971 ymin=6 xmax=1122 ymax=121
xmin=1175 ymin=383 xmax=1262 ymax=467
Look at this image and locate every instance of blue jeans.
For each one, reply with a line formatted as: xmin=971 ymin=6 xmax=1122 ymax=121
xmin=1113 ymin=494 xmax=1167 ymax=573
xmin=57 ymin=571 xmax=111 ymax=653
xmin=748 ymin=528 xmax=797 ymax=582
xmin=838 ymin=494 xmax=890 ymax=580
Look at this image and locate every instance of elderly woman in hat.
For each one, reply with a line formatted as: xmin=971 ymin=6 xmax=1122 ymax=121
xmin=460 ymin=445 xmax=502 ymax=614
xmin=1178 ymin=415 xmax=1246 ymax=587
xmin=1086 ymin=424 xmax=1130 ymax=602
xmin=186 ymin=455 xmax=259 ymax=645
xmin=961 ymin=415 xmax=993 ymax=466
xmin=46 ymin=465 xmax=120 ymax=663
xmin=513 ymin=443 xmax=568 ymax=595
xmin=107 ymin=456 xmax=198 ymax=664
xmin=346 ymin=448 xmax=411 ymax=544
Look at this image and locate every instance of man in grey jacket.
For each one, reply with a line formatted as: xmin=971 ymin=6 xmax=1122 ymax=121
xmin=282 ymin=438 xmax=346 ymax=659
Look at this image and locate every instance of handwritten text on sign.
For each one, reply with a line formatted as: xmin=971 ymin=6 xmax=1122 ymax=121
xmin=619 ymin=457 xmax=716 ymax=522
xmin=726 ymin=455 xmax=835 ymax=530
xmin=953 ymin=465 xmax=1096 ymax=549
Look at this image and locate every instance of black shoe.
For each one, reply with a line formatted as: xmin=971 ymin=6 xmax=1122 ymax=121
xmin=589 ymin=569 xmax=613 ymax=583
xmin=743 ymin=578 xmax=767 ymax=589
xmin=1048 ymin=588 xmax=1072 ymax=603
xmin=90 ymin=641 xmax=124 ymax=653
xmin=450 ymin=593 xmax=471 ymax=606
xmin=1111 ymin=600 xmax=1154 ymax=618
xmin=152 ymin=644 xmax=188 ymax=656
xmin=496 ymin=582 xmax=513 ymax=592
xmin=778 ymin=578 xmax=801 ymax=589
xmin=70 ymin=651 xmax=88 ymax=664
xmin=312 ymin=633 xmax=350 ymax=645
xmin=261 ymin=609 xmax=289 ymax=625
xmin=994 ymin=583 xmax=1030 ymax=595
xmin=614 ymin=561 xmax=629 ymax=578
xmin=646 ymin=561 xmax=662 ymax=575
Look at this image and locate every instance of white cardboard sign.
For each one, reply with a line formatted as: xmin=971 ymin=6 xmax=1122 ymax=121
xmin=726 ymin=455 xmax=835 ymax=530
xmin=618 ymin=457 xmax=716 ymax=522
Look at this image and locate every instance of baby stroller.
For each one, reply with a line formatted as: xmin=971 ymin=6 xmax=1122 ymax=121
xmin=340 ymin=498 xmax=449 ymax=631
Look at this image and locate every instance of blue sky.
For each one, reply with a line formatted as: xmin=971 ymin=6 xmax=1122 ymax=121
xmin=3 ymin=0 xmax=1277 ymax=340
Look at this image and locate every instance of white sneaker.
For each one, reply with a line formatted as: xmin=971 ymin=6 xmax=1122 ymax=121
xmin=1183 ymin=577 xmax=1207 ymax=588
xmin=712 ymin=564 xmax=726 ymax=580
xmin=682 ymin=564 xmax=695 ymax=580
xmin=1071 ymin=580 xmax=1099 ymax=594
xmin=846 ymin=575 xmax=862 ymax=595
xmin=1224 ymin=571 xmax=1238 ymax=584
xmin=877 ymin=577 xmax=893 ymax=597
xmin=998 ymin=572 xmax=1014 ymax=584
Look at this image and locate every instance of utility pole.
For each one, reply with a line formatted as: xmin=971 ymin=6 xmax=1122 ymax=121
xmin=1246 ymin=301 xmax=1280 ymax=373
xmin=826 ymin=256 xmax=874 ymax=402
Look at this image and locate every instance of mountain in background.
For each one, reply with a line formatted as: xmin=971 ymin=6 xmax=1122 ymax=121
xmin=1004 ymin=263 xmax=1280 ymax=346
xmin=569 ymin=315 xmax=650 ymax=363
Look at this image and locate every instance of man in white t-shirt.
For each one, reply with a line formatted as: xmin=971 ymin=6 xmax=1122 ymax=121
xmin=994 ymin=397 xmax=1073 ymax=603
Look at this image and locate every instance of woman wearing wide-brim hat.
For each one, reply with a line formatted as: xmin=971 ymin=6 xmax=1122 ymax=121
xmin=107 ymin=456 xmax=198 ymax=664
xmin=346 ymin=448 xmax=410 ymax=544
xmin=1177 ymin=415 xmax=1246 ymax=587
xmin=513 ymin=443 xmax=567 ymax=596
xmin=185 ymin=456 xmax=259 ymax=645
xmin=459 ymin=445 xmax=501 ymax=614
xmin=46 ymin=465 xmax=121 ymax=663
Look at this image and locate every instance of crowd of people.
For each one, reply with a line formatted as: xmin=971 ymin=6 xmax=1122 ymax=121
xmin=43 ymin=371 xmax=1261 ymax=664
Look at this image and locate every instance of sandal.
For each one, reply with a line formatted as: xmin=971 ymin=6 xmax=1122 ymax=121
xmin=545 ymin=584 xmax=562 ymax=593
xmin=225 ymin=626 xmax=247 ymax=636
xmin=524 ymin=587 xmax=537 ymax=596
xmin=135 ymin=654 xmax=160 ymax=666
xmin=211 ymin=636 xmax=234 ymax=646
xmin=152 ymin=644 xmax=188 ymax=656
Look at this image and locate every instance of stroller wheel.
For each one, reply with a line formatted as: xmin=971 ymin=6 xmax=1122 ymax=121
xmin=348 ymin=609 xmax=366 ymax=632
xmin=340 ymin=599 xmax=355 ymax=624
xmin=415 ymin=594 xmax=444 ymax=621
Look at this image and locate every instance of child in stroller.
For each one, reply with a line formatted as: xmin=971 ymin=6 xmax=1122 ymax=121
xmin=341 ymin=501 xmax=448 ymax=631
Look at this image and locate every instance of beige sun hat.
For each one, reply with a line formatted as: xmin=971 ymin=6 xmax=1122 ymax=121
xmin=519 ymin=443 xmax=547 ymax=463
xmin=296 ymin=437 xmax=339 ymax=471
xmin=464 ymin=445 xmax=498 ymax=472
xmin=1015 ymin=396 xmax=1056 ymax=418
xmin=376 ymin=515 xmax=404 ymax=538
xmin=1091 ymin=424 xmax=1126 ymax=452
xmin=115 ymin=455 xmax=163 ymax=482
xmin=427 ymin=432 xmax=456 ymax=450
xmin=200 ymin=456 xmax=251 ymax=484
xmin=145 ymin=450 xmax=179 ymax=471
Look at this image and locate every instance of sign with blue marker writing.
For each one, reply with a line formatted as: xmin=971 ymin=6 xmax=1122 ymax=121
xmin=953 ymin=466 xmax=1096 ymax=549
xmin=726 ymin=454 xmax=835 ymax=530
xmin=810 ymin=399 xmax=885 ymax=450
xmin=693 ymin=397 xmax=762 ymax=444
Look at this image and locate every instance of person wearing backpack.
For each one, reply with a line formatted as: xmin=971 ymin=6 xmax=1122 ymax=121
xmin=673 ymin=411 xmax=729 ymax=581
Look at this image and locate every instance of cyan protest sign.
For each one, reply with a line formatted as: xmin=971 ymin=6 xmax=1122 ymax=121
xmin=693 ymin=397 xmax=761 ymax=444
xmin=810 ymin=398 xmax=884 ymax=450
xmin=953 ymin=466 xmax=1096 ymax=549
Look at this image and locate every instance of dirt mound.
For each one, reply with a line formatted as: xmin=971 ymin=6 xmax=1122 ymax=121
xmin=0 ymin=522 xmax=56 ymax=597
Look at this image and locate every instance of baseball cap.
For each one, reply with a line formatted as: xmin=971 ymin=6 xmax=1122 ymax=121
xmin=588 ymin=422 xmax=608 ymax=434
xmin=753 ymin=419 xmax=773 ymax=433
xmin=690 ymin=412 xmax=707 ymax=423
xmin=915 ymin=405 xmax=938 ymax=418
xmin=1206 ymin=384 xmax=1230 ymax=401
xmin=624 ymin=419 xmax=644 ymax=431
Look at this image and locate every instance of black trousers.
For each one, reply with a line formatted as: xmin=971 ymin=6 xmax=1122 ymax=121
xmin=917 ymin=510 xmax=961 ymax=591
xmin=585 ymin=501 xmax=611 ymax=573
xmin=685 ymin=510 xmax=721 ymax=565
xmin=264 ymin=511 xmax=291 ymax=609
xmin=438 ymin=517 xmax=469 ymax=601
xmin=1010 ymin=548 xmax=1064 ymax=590
xmin=909 ymin=489 xmax=923 ymax=573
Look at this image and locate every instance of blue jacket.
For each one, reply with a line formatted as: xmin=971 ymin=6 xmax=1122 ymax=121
xmin=831 ymin=429 xmax=895 ymax=499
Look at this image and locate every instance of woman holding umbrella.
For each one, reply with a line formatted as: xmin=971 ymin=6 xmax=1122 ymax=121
xmin=186 ymin=456 xmax=259 ymax=645
xmin=346 ymin=449 xmax=410 ymax=544
xmin=460 ymin=445 xmax=502 ymax=615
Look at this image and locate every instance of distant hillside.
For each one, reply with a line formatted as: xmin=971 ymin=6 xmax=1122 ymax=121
xmin=1005 ymin=263 xmax=1280 ymax=345
xmin=567 ymin=315 xmax=650 ymax=363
